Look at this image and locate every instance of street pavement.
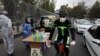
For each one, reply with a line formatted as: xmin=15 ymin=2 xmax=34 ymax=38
xmin=0 ymin=32 xmax=91 ymax=56
xmin=69 ymin=33 xmax=91 ymax=56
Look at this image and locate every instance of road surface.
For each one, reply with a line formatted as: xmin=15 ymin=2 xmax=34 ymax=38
xmin=0 ymin=32 xmax=91 ymax=56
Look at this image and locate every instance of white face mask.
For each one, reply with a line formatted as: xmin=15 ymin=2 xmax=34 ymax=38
xmin=27 ymin=18 xmax=31 ymax=23
xmin=43 ymin=19 xmax=50 ymax=27
xmin=60 ymin=18 xmax=66 ymax=22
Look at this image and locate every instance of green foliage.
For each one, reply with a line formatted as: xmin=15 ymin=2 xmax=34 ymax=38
xmin=23 ymin=0 xmax=55 ymax=12
xmin=89 ymin=1 xmax=100 ymax=18
xmin=2 ymin=0 xmax=15 ymax=19
xmin=40 ymin=0 xmax=55 ymax=12
xmin=23 ymin=0 xmax=37 ymax=5
xmin=49 ymin=1 xmax=55 ymax=12
xmin=70 ymin=2 xmax=86 ymax=18
xmin=41 ymin=0 xmax=50 ymax=11
xmin=59 ymin=2 xmax=86 ymax=18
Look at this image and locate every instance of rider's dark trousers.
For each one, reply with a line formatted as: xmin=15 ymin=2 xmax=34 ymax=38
xmin=54 ymin=35 xmax=69 ymax=56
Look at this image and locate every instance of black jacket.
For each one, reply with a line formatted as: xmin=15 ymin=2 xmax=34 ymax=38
xmin=49 ymin=19 xmax=75 ymax=41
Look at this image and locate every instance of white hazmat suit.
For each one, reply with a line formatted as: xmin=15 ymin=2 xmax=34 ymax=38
xmin=0 ymin=15 xmax=14 ymax=55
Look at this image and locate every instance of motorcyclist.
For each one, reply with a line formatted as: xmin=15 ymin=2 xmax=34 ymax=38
xmin=49 ymin=10 xmax=76 ymax=56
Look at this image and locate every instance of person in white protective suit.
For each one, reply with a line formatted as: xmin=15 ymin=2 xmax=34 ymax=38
xmin=0 ymin=11 xmax=14 ymax=56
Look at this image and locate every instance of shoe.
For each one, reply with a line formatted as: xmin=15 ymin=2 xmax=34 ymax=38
xmin=55 ymin=52 xmax=60 ymax=56
xmin=25 ymin=45 xmax=30 ymax=49
xmin=7 ymin=53 xmax=14 ymax=56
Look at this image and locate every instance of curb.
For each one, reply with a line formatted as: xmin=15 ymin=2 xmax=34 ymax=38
xmin=0 ymin=32 xmax=22 ymax=44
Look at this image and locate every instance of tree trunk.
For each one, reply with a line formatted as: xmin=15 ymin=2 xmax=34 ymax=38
xmin=2 ymin=0 xmax=16 ymax=20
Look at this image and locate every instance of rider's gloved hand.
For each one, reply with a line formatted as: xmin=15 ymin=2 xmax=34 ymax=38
xmin=70 ymin=41 xmax=76 ymax=46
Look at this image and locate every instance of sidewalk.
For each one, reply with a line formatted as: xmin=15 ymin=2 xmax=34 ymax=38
xmin=0 ymin=29 xmax=22 ymax=44
xmin=0 ymin=25 xmax=22 ymax=37
xmin=0 ymin=35 xmax=56 ymax=56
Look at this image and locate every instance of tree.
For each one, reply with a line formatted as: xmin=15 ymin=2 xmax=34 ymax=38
xmin=40 ymin=0 xmax=55 ymax=12
xmin=49 ymin=1 xmax=55 ymax=12
xmin=2 ymin=0 xmax=16 ymax=19
xmin=59 ymin=5 xmax=69 ymax=14
xmin=23 ymin=0 xmax=37 ymax=5
xmin=70 ymin=2 xmax=86 ymax=18
xmin=63 ymin=4 xmax=73 ymax=17
xmin=41 ymin=0 xmax=50 ymax=11
xmin=89 ymin=1 xmax=100 ymax=18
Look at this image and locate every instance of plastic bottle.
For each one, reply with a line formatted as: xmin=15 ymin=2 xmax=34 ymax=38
xmin=32 ymin=34 xmax=34 ymax=41
xmin=40 ymin=32 xmax=43 ymax=42
xmin=35 ymin=30 xmax=39 ymax=42
xmin=34 ymin=33 xmax=36 ymax=42
xmin=35 ymin=33 xmax=39 ymax=42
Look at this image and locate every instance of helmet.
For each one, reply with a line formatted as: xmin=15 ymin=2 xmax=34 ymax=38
xmin=58 ymin=10 xmax=67 ymax=18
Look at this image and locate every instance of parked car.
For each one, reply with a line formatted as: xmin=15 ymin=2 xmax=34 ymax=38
xmin=69 ymin=18 xmax=75 ymax=26
xmin=73 ymin=19 xmax=80 ymax=29
xmin=95 ymin=19 xmax=100 ymax=25
xmin=73 ymin=19 xmax=93 ymax=33
xmin=83 ymin=25 xmax=100 ymax=56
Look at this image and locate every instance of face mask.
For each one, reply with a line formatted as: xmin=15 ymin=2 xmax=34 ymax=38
xmin=60 ymin=18 xmax=66 ymax=22
xmin=27 ymin=18 xmax=31 ymax=23
xmin=43 ymin=19 xmax=50 ymax=27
